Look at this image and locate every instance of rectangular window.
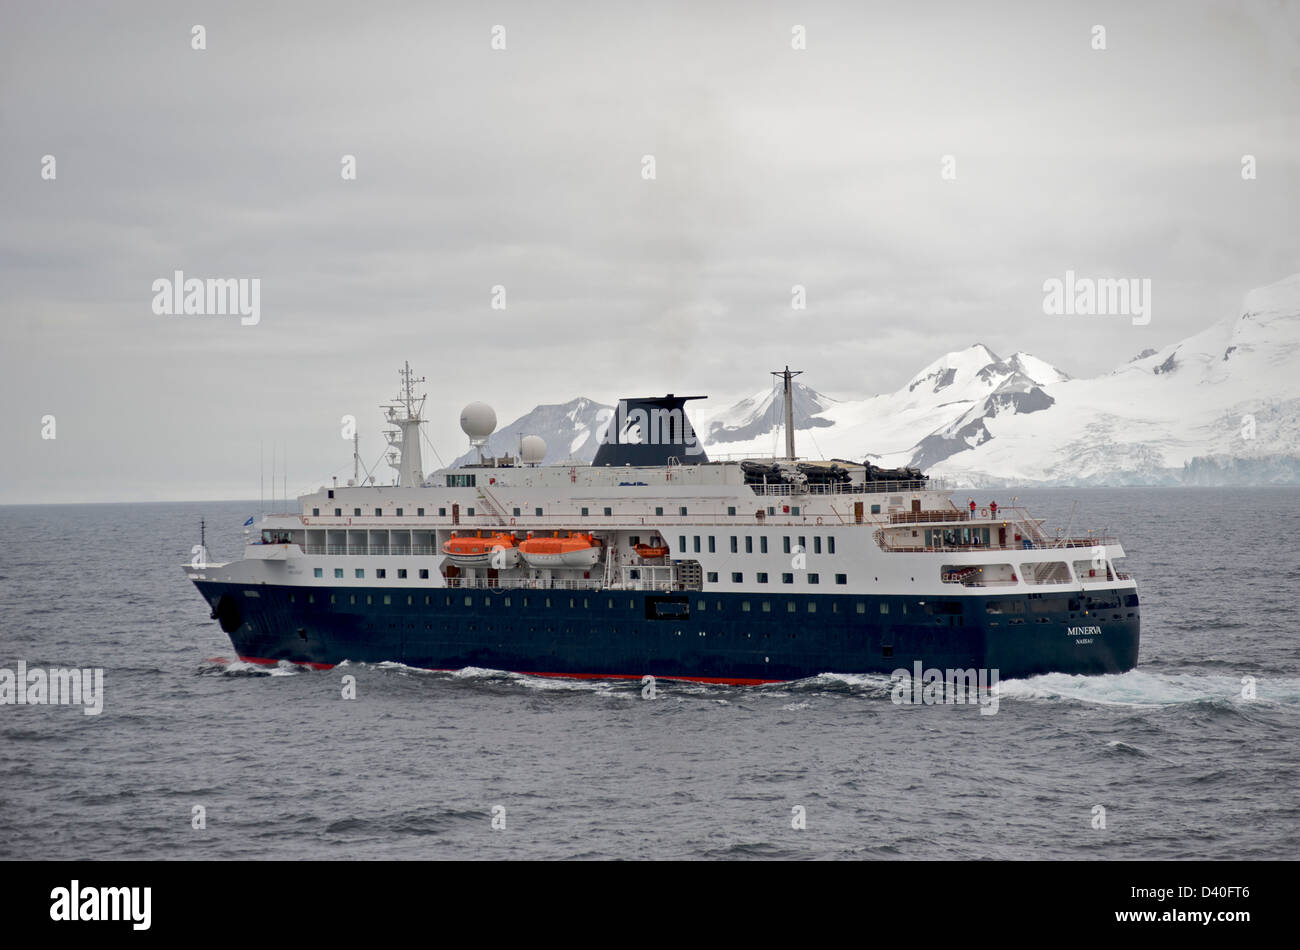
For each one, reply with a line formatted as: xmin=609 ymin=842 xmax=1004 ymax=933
xmin=783 ymin=536 xmax=791 ymax=554
xmin=376 ymin=569 xmax=386 ymax=579
xmin=383 ymin=595 xmax=391 ymax=605
xmin=782 ymin=573 xmax=793 ymax=584
xmin=513 ymin=507 xmax=521 ymax=517
xmin=334 ymin=508 xmax=341 ymax=517
xmin=581 ymin=507 xmax=589 ymax=516
xmin=468 ymin=507 xmax=475 ymax=517
xmin=419 ymin=569 xmax=429 ymax=579
xmin=312 ymin=507 xmax=319 ymax=516
xmin=835 ymin=573 xmax=847 ymax=585
xmin=355 ymin=569 xmax=364 ymax=579
xmin=354 ymin=508 xmax=361 ymax=516
xmin=757 ymin=572 xmax=768 ymax=583
xmin=814 ymin=537 xmax=822 ymax=554
xmin=727 ymin=506 xmax=736 ymax=516
xmin=395 ymin=508 xmax=403 ymax=517
xmin=655 ymin=506 xmax=664 ymax=516
xmin=742 ymin=601 xmax=751 ymax=612
xmin=313 ymin=568 xmax=323 ymax=578
xmin=708 ymin=536 xmax=716 ymax=553
xmin=679 ymin=536 xmax=687 ymax=553
xmin=828 ymin=537 xmax=836 ymax=554
xmin=327 ymin=489 xmax=334 ymax=498
xmin=745 ymin=536 xmax=753 ymax=554
xmin=438 ymin=507 xmax=446 ymax=516
xmin=731 ymin=572 xmax=743 ymax=583
xmin=880 ymin=603 xmax=889 ymax=614
xmin=707 ymin=572 xmax=718 ymax=583
xmin=798 ymin=536 xmax=806 ymax=551
xmin=679 ymin=506 xmax=688 ymax=516
xmin=787 ymin=602 xmax=796 ymax=613
xmin=417 ymin=508 xmax=425 ymax=517
xmin=808 ymin=602 xmax=816 ymax=612
xmin=603 ymin=507 xmax=612 ymax=516
xmin=761 ymin=601 xmax=771 ymax=612
xmin=792 ymin=506 xmax=801 ymax=516
xmin=375 ymin=508 xmax=382 ymax=517
xmin=535 ymin=508 xmax=543 ymax=517
xmin=334 ymin=568 xmax=343 ymax=579
xmin=693 ymin=536 xmax=701 ymax=553
xmin=446 ymin=474 xmax=477 ymax=487
xmin=760 ymin=536 xmax=768 ymax=554
xmin=871 ymin=504 xmax=881 ymax=514
xmin=808 ymin=573 xmax=819 ymax=584
xmin=397 ymin=569 xmax=407 ymax=579
xmin=857 ymin=602 xmax=866 ymax=614
xmin=697 ymin=600 xmax=706 ymax=611
xmin=730 ymin=536 xmax=738 ymax=553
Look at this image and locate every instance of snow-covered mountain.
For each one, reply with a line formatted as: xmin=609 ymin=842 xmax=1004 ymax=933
xmin=449 ymin=397 xmax=612 ymax=467
xmin=448 ymin=274 xmax=1300 ymax=485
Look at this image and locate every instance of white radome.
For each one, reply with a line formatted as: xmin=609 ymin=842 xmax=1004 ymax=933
xmin=460 ymin=402 xmax=497 ymax=440
xmin=520 ymin=435 xmax=547 ymax=464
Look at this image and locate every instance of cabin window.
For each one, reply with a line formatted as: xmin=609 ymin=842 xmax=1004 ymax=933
xmin=745 ymin=536 xmax=753 ymax=554
xmin=581 ymin=507 xmax=589 ymax=516
xmin=327 ymin=490 xmax=334 ymax=498
xmin=757 ymin=572 xmax=769 ymax=583
xmin=513 ymin=507 xmax=520 ymax=516
xmin=354 ymin=508 xmax=361 ymax=516
xmin=708 ymin=536 xmax=716 ymax=553
xmin=814 ymin=537 xmax=822 ymax=554
xmin=835 ymin=574 xmax=847 ymax=585
xmin=760 ymin=537 xmax=768 ymax=554
xmin=383 ymin=595 xmax=391 ymax=605
xmin=829 ymin=537 xmax=836 ymax=554
xmin=782 ymin=573 xmax=793 ymax=584
xmin=468 ymin=507 xmax=476 ymax=516
xmin=731 ymin=572 xmax=743 ymax=583
xmin=535 ymin=508 xmax=542 ymax=517
xmin=603 ymin=507 xmax=612 ymax=516
xmin=857 ymin=603 xmax=865 ymax=614
xmin=783 ymin=537 xmax=791 ymax=554
xmin=655 ymin=507 xmax=664 ymax=516
xmin=741 ymin=601 xmax=751 ymax=612
xmin=727 ymin=506 xmax=736 ymax=516
xmin=334 ymin=508 xmax=341 ymax=516
xmin=447 ymin=474 xmax=476 ymax=487
xmin=313 ymin=568 xmax=323 ymax=578
xmin=679 ymin=506 xmax=688 ymax=516
xmin=376 ymin=569 xmax=386 ymax=579
xmin=807 ymin=574 xmax=819 ymax=584
xmin=871 ymin=504 xmax=881 ymax=514
xmin=693 ymin=536 xmax=701 ymax=553
xmin=730 ymin=537 xmax=738 ymax=553
xmin=334 ymin=569 xmax=344 ymax=579
xmin=792 ymin=506 xmax=801 ymax=515
xmin=355 ymin=569 xmax=364 ymax=578
xmin=707 ymin=572 xmax=718 ymax=583
xmin=438 ymin=508 xmax=446 ymax=516
xmin=880 ymin=603 xmax=889 ymax=614
xmin=312 ymin=508 xmax=319 ymax=516
xmin=679 ymin=536 xmax=687 ymax=553
xmin=417 ymin=508 xmax=425 ymax=516
xmin=397 ymin=569 xmax=407 ymax=579
xmin=787 ymin=602 xmax=796 ymax=613
xmin=395 ymin=508 xmax=403 ymax=516
xmin=419 ymin=569 xmax=429 ymax=579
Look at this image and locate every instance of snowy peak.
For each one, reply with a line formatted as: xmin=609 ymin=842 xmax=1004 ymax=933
xmin=907 ymin=344 xmax=1002 ymax=395
xmin=703 ymin=381 xmax=837 ymax=445
xmin=450 ymin=397 xmax=613 ymax=467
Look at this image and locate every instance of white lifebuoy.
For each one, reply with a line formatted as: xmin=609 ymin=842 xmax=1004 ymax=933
xmin=815 ymin=516 xmax=823 ymax=525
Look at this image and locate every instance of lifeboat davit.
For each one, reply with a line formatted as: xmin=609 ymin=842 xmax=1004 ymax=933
xmin=634 ymin=543 xmax=670 ymax=559
xmin=441 ymin=532 xmax=520 ymax=568
xmin=518 ymin=532 xmax=602 ymax=568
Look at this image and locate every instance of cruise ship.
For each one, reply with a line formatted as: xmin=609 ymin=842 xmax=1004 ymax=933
xmin=186 ymin=365 xmax=1140 ymax=684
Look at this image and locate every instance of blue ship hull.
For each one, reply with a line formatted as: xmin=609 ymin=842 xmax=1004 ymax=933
xmin=195 ymin=581 xmax=1140 ymax=683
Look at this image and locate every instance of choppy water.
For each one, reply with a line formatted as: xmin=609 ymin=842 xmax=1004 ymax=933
xmin=1 ymin=488 xmax=1297 ymax=859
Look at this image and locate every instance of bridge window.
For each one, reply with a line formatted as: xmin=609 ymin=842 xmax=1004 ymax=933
xmin=418 ymin=508 xmax=425 ymax=516
xmin=447 ymin=474 xmax=476 ymax=487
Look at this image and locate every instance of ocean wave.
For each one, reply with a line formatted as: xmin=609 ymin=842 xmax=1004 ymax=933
xmin=994 ymin=669 xmax=1300 ymax=708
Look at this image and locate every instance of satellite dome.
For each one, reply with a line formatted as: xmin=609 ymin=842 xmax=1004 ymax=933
xmin=520 ymin=435 xmax=547 ymax=464
xmin=459 ymin=402 xmax=497 ymax=441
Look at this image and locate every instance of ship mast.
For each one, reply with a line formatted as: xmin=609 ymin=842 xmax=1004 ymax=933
xmin=382 ymin=361 xmax=427 ymax=488
xmin=771 ymin=365 xmax=802 ymax=461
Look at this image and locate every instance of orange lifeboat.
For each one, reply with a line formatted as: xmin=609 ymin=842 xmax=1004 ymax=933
xmin=441 ymin=532 xmax=519 ymax=568
xmin=634 ymin=543 xmax=670 ymax=559
xmin=518 ymin=532 xmax=602 ymax=568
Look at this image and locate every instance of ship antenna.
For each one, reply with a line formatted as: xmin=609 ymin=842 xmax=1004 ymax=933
xmin=770 ymin=365 xmax=802 ymax=461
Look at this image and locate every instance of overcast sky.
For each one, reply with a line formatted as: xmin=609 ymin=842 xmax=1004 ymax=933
xmin=2 ymin=0 xmax=1298 ymax=503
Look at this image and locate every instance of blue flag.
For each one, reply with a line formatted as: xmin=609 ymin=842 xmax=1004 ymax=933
xmin=243 ymin=516 xmax=255 ymax=526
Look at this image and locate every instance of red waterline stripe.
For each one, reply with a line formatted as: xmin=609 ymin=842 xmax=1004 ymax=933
xmin=234 ymin=655 xmax=780 ymax=685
